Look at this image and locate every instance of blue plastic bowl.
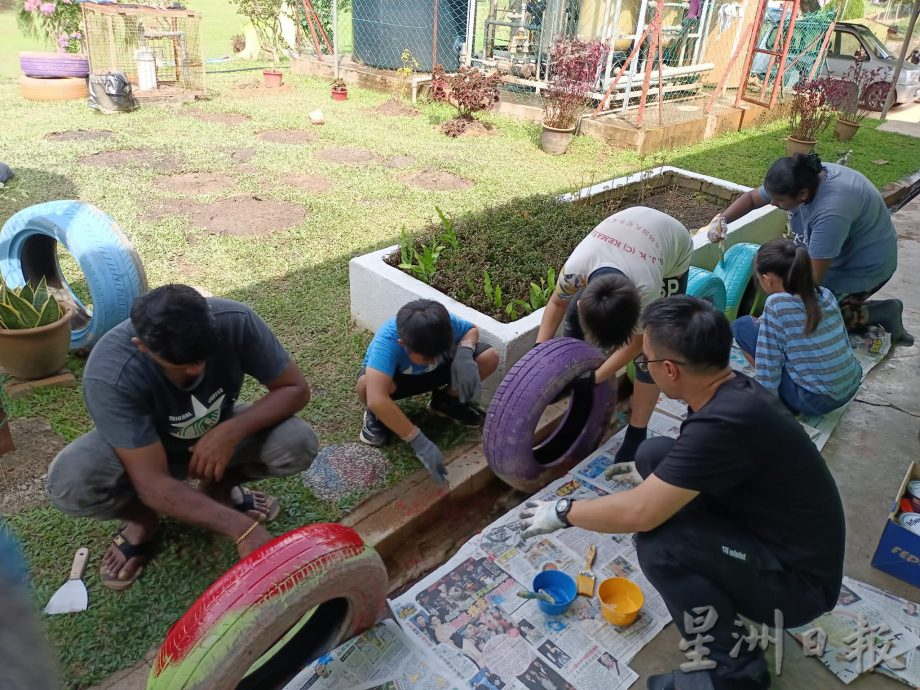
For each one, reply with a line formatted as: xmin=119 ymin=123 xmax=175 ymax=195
xmin=532 ymin=570 xmax=577 ymax=615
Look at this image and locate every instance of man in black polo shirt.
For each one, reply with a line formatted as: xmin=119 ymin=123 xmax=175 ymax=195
xmin=520 ymin=295 xmax=845 ymax=690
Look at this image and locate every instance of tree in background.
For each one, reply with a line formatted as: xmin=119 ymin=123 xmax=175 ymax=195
xmin=16 ymin=0 xmax=83 ymax=52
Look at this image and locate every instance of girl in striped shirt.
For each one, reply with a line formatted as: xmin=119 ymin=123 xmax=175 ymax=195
xmin=731 ymin=238 xmax=862 ymax=416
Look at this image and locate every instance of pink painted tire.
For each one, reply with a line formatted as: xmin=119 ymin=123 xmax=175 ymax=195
xmin=484 ymin=337 xmax=615 ymax=493
xmin=19 ymin=51 xmax=89 ymax=78
xmin=148 ymin=524 xmax=388 ymax=690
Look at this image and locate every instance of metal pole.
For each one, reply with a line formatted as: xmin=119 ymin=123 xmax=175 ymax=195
xmin=333 ymin=0 xmax=339 ymax=78
xmin=465 ymin=0 xmax=476 ymax=66
xmin=432 ymin=0 xmax=439 ymax=71
xmin=880 ymin=0 xmax=919 ymax=121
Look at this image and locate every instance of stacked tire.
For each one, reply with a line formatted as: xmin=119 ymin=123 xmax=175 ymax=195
xmin=19 ymin=52 xmax=89 ymax=102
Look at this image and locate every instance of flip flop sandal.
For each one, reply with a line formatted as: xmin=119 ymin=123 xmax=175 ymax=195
xmin=100 ymin=528 xmax=159 ymax=591
xmin=232 ymin=486 xmax=280 ymax=523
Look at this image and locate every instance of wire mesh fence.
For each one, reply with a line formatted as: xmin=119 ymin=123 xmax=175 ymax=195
xmin=81 ymin=2 xmax=205 ymax=96
xmin=318 ymin=0 xmax=848 ymax=130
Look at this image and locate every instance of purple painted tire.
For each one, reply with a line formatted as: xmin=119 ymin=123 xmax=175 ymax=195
xmin=484 ymin=337 xmax=615 ymax=493
xmin=19 ymin=51 xmax=89 ymax=79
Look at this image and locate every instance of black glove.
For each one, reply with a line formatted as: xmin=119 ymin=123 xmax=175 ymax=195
xmin=450 ymin=346 xmax=481 ymax=404
xmin=551 ymin=370 xmax=596 ymax=403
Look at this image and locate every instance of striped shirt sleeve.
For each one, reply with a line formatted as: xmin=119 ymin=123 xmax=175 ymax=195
xmin=754 ymin=300 xmax=788 ymax=394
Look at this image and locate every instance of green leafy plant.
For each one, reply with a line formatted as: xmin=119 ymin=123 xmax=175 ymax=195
xmin=230 ymin=0 xmax=284 ymax=67
xmin=17 ymin=0 xmax=82 ymax=52
xmin=331 ymin=78 xmax=347 ymax=91
xmin=0 ymin=278 xmax=63 ymax=329
xmin=399 ymin=227 xmax=443 ymax=284
xmin=483 ymin=270 xmax=503 ymax=310
xmin=435 ymin=207 xmax=459 ymax=250
xmin=528 ymin=267 xmax=556 ymax=311
xmin=397 ymin=48 xmax=420 ymax=99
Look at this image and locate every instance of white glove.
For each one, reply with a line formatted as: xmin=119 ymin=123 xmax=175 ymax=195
xmin=519 ymin=500 xmax=566 ymax=540
xmin=704 ymin=215 xmax=728 ymax=244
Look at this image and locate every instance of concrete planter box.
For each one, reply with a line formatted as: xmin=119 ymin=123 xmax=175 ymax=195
xmin=349 ymin=166 xmax=787 ymax=401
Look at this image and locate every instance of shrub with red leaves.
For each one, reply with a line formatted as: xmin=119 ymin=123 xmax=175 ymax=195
xmin=542 ymin=38 xmax=607 ymax=130
xmin=430 ymin=65 xmax=502 ymax=120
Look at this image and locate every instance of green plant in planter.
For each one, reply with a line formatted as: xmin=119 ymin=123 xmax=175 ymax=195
xmin=483 ymin=271 xmax=503 ymax=310
xmin=400 ymin=228 xmax=443 ymax=284
xmin=0 ymin=278 xmax=63 ymax=329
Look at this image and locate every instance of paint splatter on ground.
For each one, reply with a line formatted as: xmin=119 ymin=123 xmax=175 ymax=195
xmin=302 ymin=443 xmax=392 ymax=503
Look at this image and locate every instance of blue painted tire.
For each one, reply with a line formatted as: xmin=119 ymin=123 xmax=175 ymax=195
xmin=0 ymin=201 xmax=148 ymax=350
xmin=714 ymin=243 xmax=761 ymax=321
xmin=687 ymin=267 xmax=727 ymax=314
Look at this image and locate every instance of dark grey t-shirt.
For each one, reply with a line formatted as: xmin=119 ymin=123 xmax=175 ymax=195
xmin=83 ymin=298 xmax=291 ymax=461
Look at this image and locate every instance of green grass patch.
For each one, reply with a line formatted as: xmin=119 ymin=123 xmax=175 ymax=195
xmin=0 ymin=69 xmax=917 ymax=688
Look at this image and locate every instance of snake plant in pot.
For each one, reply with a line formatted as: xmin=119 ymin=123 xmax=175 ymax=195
xmin=0 ymin=277 xmax=72 ymax=380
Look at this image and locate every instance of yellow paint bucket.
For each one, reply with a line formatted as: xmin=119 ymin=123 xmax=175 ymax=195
xmin=598 ymin=577 xmax=644 ymax=626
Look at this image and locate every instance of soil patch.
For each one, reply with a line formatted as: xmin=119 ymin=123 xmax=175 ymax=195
xmin=285 ymin=174 xmax=333 ymax=193
xmin=404 ymin=169 xmax=474 ymax=192
xmin=230 ymin=147 xmax=258 ymax=164
xmin=389 ymin=184 xmax=738 ymax=323
xmin=315 ymin=147 xmax=384 ymax=166
xmin=258 ymin=129 xmax=315 ymax=144
xmin=185 ymin=110 xmax=252 ymax=126
xmin=384 ymin=155 xmax=416 ymax=169
xmin=79 ymin=148 xmax=182 ymax=172
xmin=459 ymin=120 xmax=495 ymax=137
xmin=0 ymin=417 xmax=67 ymax=515
xmin=45 ymin=129 xmax=114 ymax=142
xmin=148 ymin=196 xmax=306 ymax=236
xmin=374 ymin=99 xmax=419 ymax=117
xmin=232 ymin=80 xmax=293 ymax=98
xmin=156 ymin=172 xmax=235 ymax=195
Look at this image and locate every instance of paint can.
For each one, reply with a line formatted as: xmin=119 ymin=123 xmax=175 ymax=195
xmin=899 ymin=512 xmax=920 ymax=536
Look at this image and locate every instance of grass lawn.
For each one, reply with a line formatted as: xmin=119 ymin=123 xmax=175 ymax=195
xmin=0 ymin=63 xmax=917 ymax=688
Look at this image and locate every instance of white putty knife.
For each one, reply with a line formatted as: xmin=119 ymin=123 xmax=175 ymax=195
xmin=44 ymin=547 xmax=89 ymax=615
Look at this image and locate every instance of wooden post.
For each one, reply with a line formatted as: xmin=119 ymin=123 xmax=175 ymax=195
xmin=432 ymin=0 xmax=439 ymax=70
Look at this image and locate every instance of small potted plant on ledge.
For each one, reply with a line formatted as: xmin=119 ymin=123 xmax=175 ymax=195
xmin=540 ymin=38 xmax=606 ymax=155
xmin=0 ymin=278 xmax=72 ymax=381
xmin=331 ymin=78 xmax=348 ymax=100
xmin=786 ymin=79 xmax=832 ymax=156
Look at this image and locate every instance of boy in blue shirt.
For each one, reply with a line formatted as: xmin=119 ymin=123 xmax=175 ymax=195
xmin=357 ymin=300 xmax=499 ymax=483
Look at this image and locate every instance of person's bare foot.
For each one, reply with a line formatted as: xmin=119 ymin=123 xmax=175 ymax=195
xmin=100 ymin=519 xmax=160 ymax=590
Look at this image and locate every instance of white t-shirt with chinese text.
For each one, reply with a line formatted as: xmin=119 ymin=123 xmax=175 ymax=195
xmin=556 ymin=206 xmax=694 ymax=312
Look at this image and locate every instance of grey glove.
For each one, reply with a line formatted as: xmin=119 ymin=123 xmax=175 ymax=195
xmin=450 ymin=345 xmax=481 ymax=404
xmin=409 ymin=431 xmax=448 ymax=484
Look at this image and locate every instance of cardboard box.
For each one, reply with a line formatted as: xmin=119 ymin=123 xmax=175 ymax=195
xmin=872 ymin=462 xmax=920 ymax=588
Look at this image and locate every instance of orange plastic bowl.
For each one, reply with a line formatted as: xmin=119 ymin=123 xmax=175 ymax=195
xmin=597 ymin=577 xmax=644 ymax=626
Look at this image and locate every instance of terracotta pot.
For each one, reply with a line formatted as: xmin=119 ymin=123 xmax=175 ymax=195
xmin=541 ymin=124 xmax=575 ymax=155
xmin=331 ymin=87 xmax=348 ymax=101
xmin=785 ymin=136 xmax=816 ymax=156
xmin=835 ymin=118 xmax=860 ymax=141
xmin=0 ymin=307 xmax=72 ymax=380
xmin=262 ymin=70 xmax=283 ymax=88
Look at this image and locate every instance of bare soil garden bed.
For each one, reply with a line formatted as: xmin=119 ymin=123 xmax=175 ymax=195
xmin=388 ymin=184 xmax=729 ymax=323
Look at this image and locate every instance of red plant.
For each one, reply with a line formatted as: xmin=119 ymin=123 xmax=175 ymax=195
xmin=816 ymin=61 xmax=891 ymax=124
xmin=430 ymin=65 xmax=502 ymax=120
xmin=542 ymin=38 xmax=607 ymax=130
xmin=787 ymin=79 xmax=833 ymax=141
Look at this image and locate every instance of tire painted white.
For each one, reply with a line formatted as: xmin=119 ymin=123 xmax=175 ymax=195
xmin=349 ymin=167 xmax=787 ymax=402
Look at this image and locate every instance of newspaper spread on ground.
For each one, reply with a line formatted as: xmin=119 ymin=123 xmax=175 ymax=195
xmin=788 ymin=576 xmax=920 ymax=686
xmin=282 ymin=619 xmax=461 ymax=690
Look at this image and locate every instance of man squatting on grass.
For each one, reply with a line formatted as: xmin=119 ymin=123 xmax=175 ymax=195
xmin=46 ymin=285 xmax=318 ymax=590
xmin=521 ymin=297 xmax=845 ymax=690
xmin=536 ymin=206 xmax=694 ymax=463
xmin=356 ymin=299 xmax=499 ymax=483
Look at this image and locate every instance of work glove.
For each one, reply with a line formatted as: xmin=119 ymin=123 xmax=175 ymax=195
xmin=409 ymin=431 xmax=448 ymax=484
xmin=703 ymin=214 xmax=728 ymax=244
xmin=450 ymin=345 xmax=481 ymax=404
xmin=551 ymin=369 xmax=596 ymax=404
xmin=519 ymin=500 xmax=566 ymax=540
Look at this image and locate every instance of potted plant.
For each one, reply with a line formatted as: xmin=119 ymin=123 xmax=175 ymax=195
xmin=331 ymin=77 xmax=348 ymax=100
xmin=540 ymin=38 xmax=606 ymax=155
xmin=0 ymin=278 xmax=72 ymax=380
xmin=785 ymin=79 xmax=833 ymax=156
xmin=819 ymin=62 xmax=891 ymax=142
xmin=229 ymin=0 xmax=284 ymax=87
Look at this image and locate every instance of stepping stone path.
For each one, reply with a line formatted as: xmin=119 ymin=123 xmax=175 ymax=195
xmin=302 ymin=443 xmax=392 ymax=503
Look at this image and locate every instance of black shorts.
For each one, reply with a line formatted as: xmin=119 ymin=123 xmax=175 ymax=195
xmin=563 ymin=270 xmax=688 ymax=385
xmin=359 ymin=341 xmax=492 ymax=400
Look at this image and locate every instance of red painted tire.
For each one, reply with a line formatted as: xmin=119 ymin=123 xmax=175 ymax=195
xmin=484 ymin=337 xmax=615 ymax=493
xmin=19 ymin=51 xmax=89 ymax=78
xmin=148 ymin=524 xmax=388 ymax=690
